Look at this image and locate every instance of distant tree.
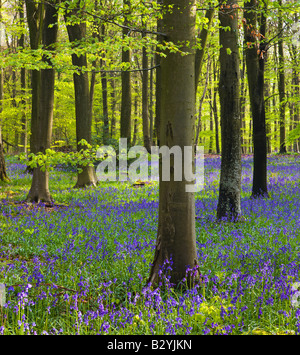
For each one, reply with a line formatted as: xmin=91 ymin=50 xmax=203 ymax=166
xmin=100 ymin=23 xmax=110 ymax=146
xmin=216 ymin=0 xmax=242 ymax=221
xmin=195 ymin=6 xmax=214 ymax=89
xmin=289 ymin=17 xmax=300 ymax=152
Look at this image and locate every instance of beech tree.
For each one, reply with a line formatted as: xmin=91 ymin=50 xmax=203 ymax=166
xmin=278 ymin=0 xmax=287 ymax=154
xmin=216 ymin=0 xmax=242 ymax=221
xmin=65 ymin=1 xmax=97 ymax=188
xmin=154 ymin=0 xmax=163 ymax=147
xmin=244 ymin=0 xmax=269 ymax=198
xmin=19 ymin=0 xmax=27 ymax=154
xmin=148 ymin=0 xmax=200 ymax=287
xmin=26 ymin=0 xmax=59 ymax=202
xmin=0 ymin=0 xmax=9 ymax=182
xmin=120 ymin=0 xmax=132 ymax=146
xmin=142 ymin=22 xmax=151 ymax=153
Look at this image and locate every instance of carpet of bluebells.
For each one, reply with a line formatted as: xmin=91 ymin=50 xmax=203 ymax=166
xmin=0 ymin=154 xmax=299 ymax=335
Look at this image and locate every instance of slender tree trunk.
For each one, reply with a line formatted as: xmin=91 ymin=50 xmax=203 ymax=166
xmin=195 ymin=56 xmax=210 ymax=147
xmin=132 ymin=82 xmax=138 ymax=146
xmin=213 ymin=88 xmax=220 ymax=154
xmin=65 ymin=3 xmax=97 ymax=188
xmin=217 ymin=0 xmax=242 ymax=222
xmin=90 ymin=61 xmax=96 ymax=125
xmin=120 ymin=0 xmax=132 ymax=146
xmin=148 ymin=0 xmax=200 ymax=287
xmin=208 ymin=85 xmax=214 ymax=154
xmin=101 ymin=69 xmax=109 ymax=145
xmin=99 ymin=23 xmax=109 ymax=145
xmin=244 ymin=0 xmax=268 ymax=198
xmin=212 ymin=58 xmax=220 ymax=154
xmin=292 ymin=65 xmax=300 ymax=152
xmin=154 ymin=0 xmax=163 ymax=146
xmin=110 ymin=77 xmax=116 ymax=138
xmin=278 ymin=0 xmax=287 ymax=154
xmin=89 ymin=0 xmax=98 ymax=122
xmin=288 ymin=92 xmax=293 ymax=152
xmin=19 ymin=1 xmax=27 ymax=154
xmin=0 ymin=0 xmax=9 ymax=182
xmin=149 ymin=56 xmax=154 ymax=145
xmin=240 ymin=52 xmax=246 ymax=154
xmin=20 ymin=67 xmax=27 ymax=153
xmin=272 ymin=66 xmax=278 ymax=151
xmin=289 ymin=37 xmax=299 ymax=152
xmin=142 ymin=27 xmax=151 ymax=152
xmin=12 ymin=71 xmax=19 ymax=153
xmin=195 ymin=6 xmax=214 ymax=89
xmin=264 ymin=57 xmax=271 ymax=154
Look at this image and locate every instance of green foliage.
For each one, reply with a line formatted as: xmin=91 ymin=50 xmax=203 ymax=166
xmin=19 ymin=139 xmax=100 ymax=173
xmin=287 ymin=124 xmax=300 ymax=144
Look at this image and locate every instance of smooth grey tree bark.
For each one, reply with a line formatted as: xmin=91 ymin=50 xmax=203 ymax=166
xmin=149 ymin=0 xmax=200 ymax=288
xmin=26 ymin=0 xmax=59 ymax=202
xmin=216 ymin=0 xmax=242 ymax=221
xmin=244 ymin=0 xmax=269 ymax=198
xmin=65 ymin=1 xmax=97 ymax=188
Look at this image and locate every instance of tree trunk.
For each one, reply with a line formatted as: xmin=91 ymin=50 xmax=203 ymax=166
xmin=264 ymin=60 xmax=271 ymax=154
xmin=89 ymin=0 xmax=98 ymax=125
xmin=132 ymin=80 xmax=138 ymax=146
xmin=289 ymin=33 xmax=299 ymax=152
xmin=25 ymin=1 xmax=43 ymax=157
xmin=148 ymin=0 xmax=200 ymax=288
xmin=240 ymin=52 xmax=246 ymax=154
xmin=195 ymin=6 xmax=214 ymax=89
xmin=142 ymin=28 xmax=151 ymax=152
xmin=212 ymin=58 xmax=220 ymax=154
xmin=12 ymin=71 xmax=19 ymax=154
xmin=195 ymin=56 xmax=210 ymax=147
xmin=0 ymin=70 xmax=8 ymax=181
xmin=278 ymin=0 xmax=286 ymax=154
xmin=208 ymin=83 xmax=214 ymax=154
xmin=149 ymin=56 xmax=154 ymax=145
xmin=99 ymin=23 xmax=109 ymax=145
xmin=19 ymin=1 xmax=27 ymax=154
xmin=0 ymin=141 xmax=9 ymax=182
xmin=26 ymin=0 xmax=58 ymax=203
xmin=110 ymin=77 xmax=116 ymax=138
xmin=65 ymin=3 xmax=97 ymax=188
xmin=120 ymin=0 xmax=132 ymax=146
xmin=244 ymin=0 xmax=268 ymax=198
xmin=154 ymin=0 xmax=163 ymax=146
xmin=292 ymin=64 xmax=300 ymax=153
xmin=0 ymin=0 xmax=8 ymax=182
xmin=216 ymin=0 xmax=242 ymax=222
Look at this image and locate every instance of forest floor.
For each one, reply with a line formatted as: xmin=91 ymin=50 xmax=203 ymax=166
xmin=0 ymin=154 xmax=299 ymax=335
